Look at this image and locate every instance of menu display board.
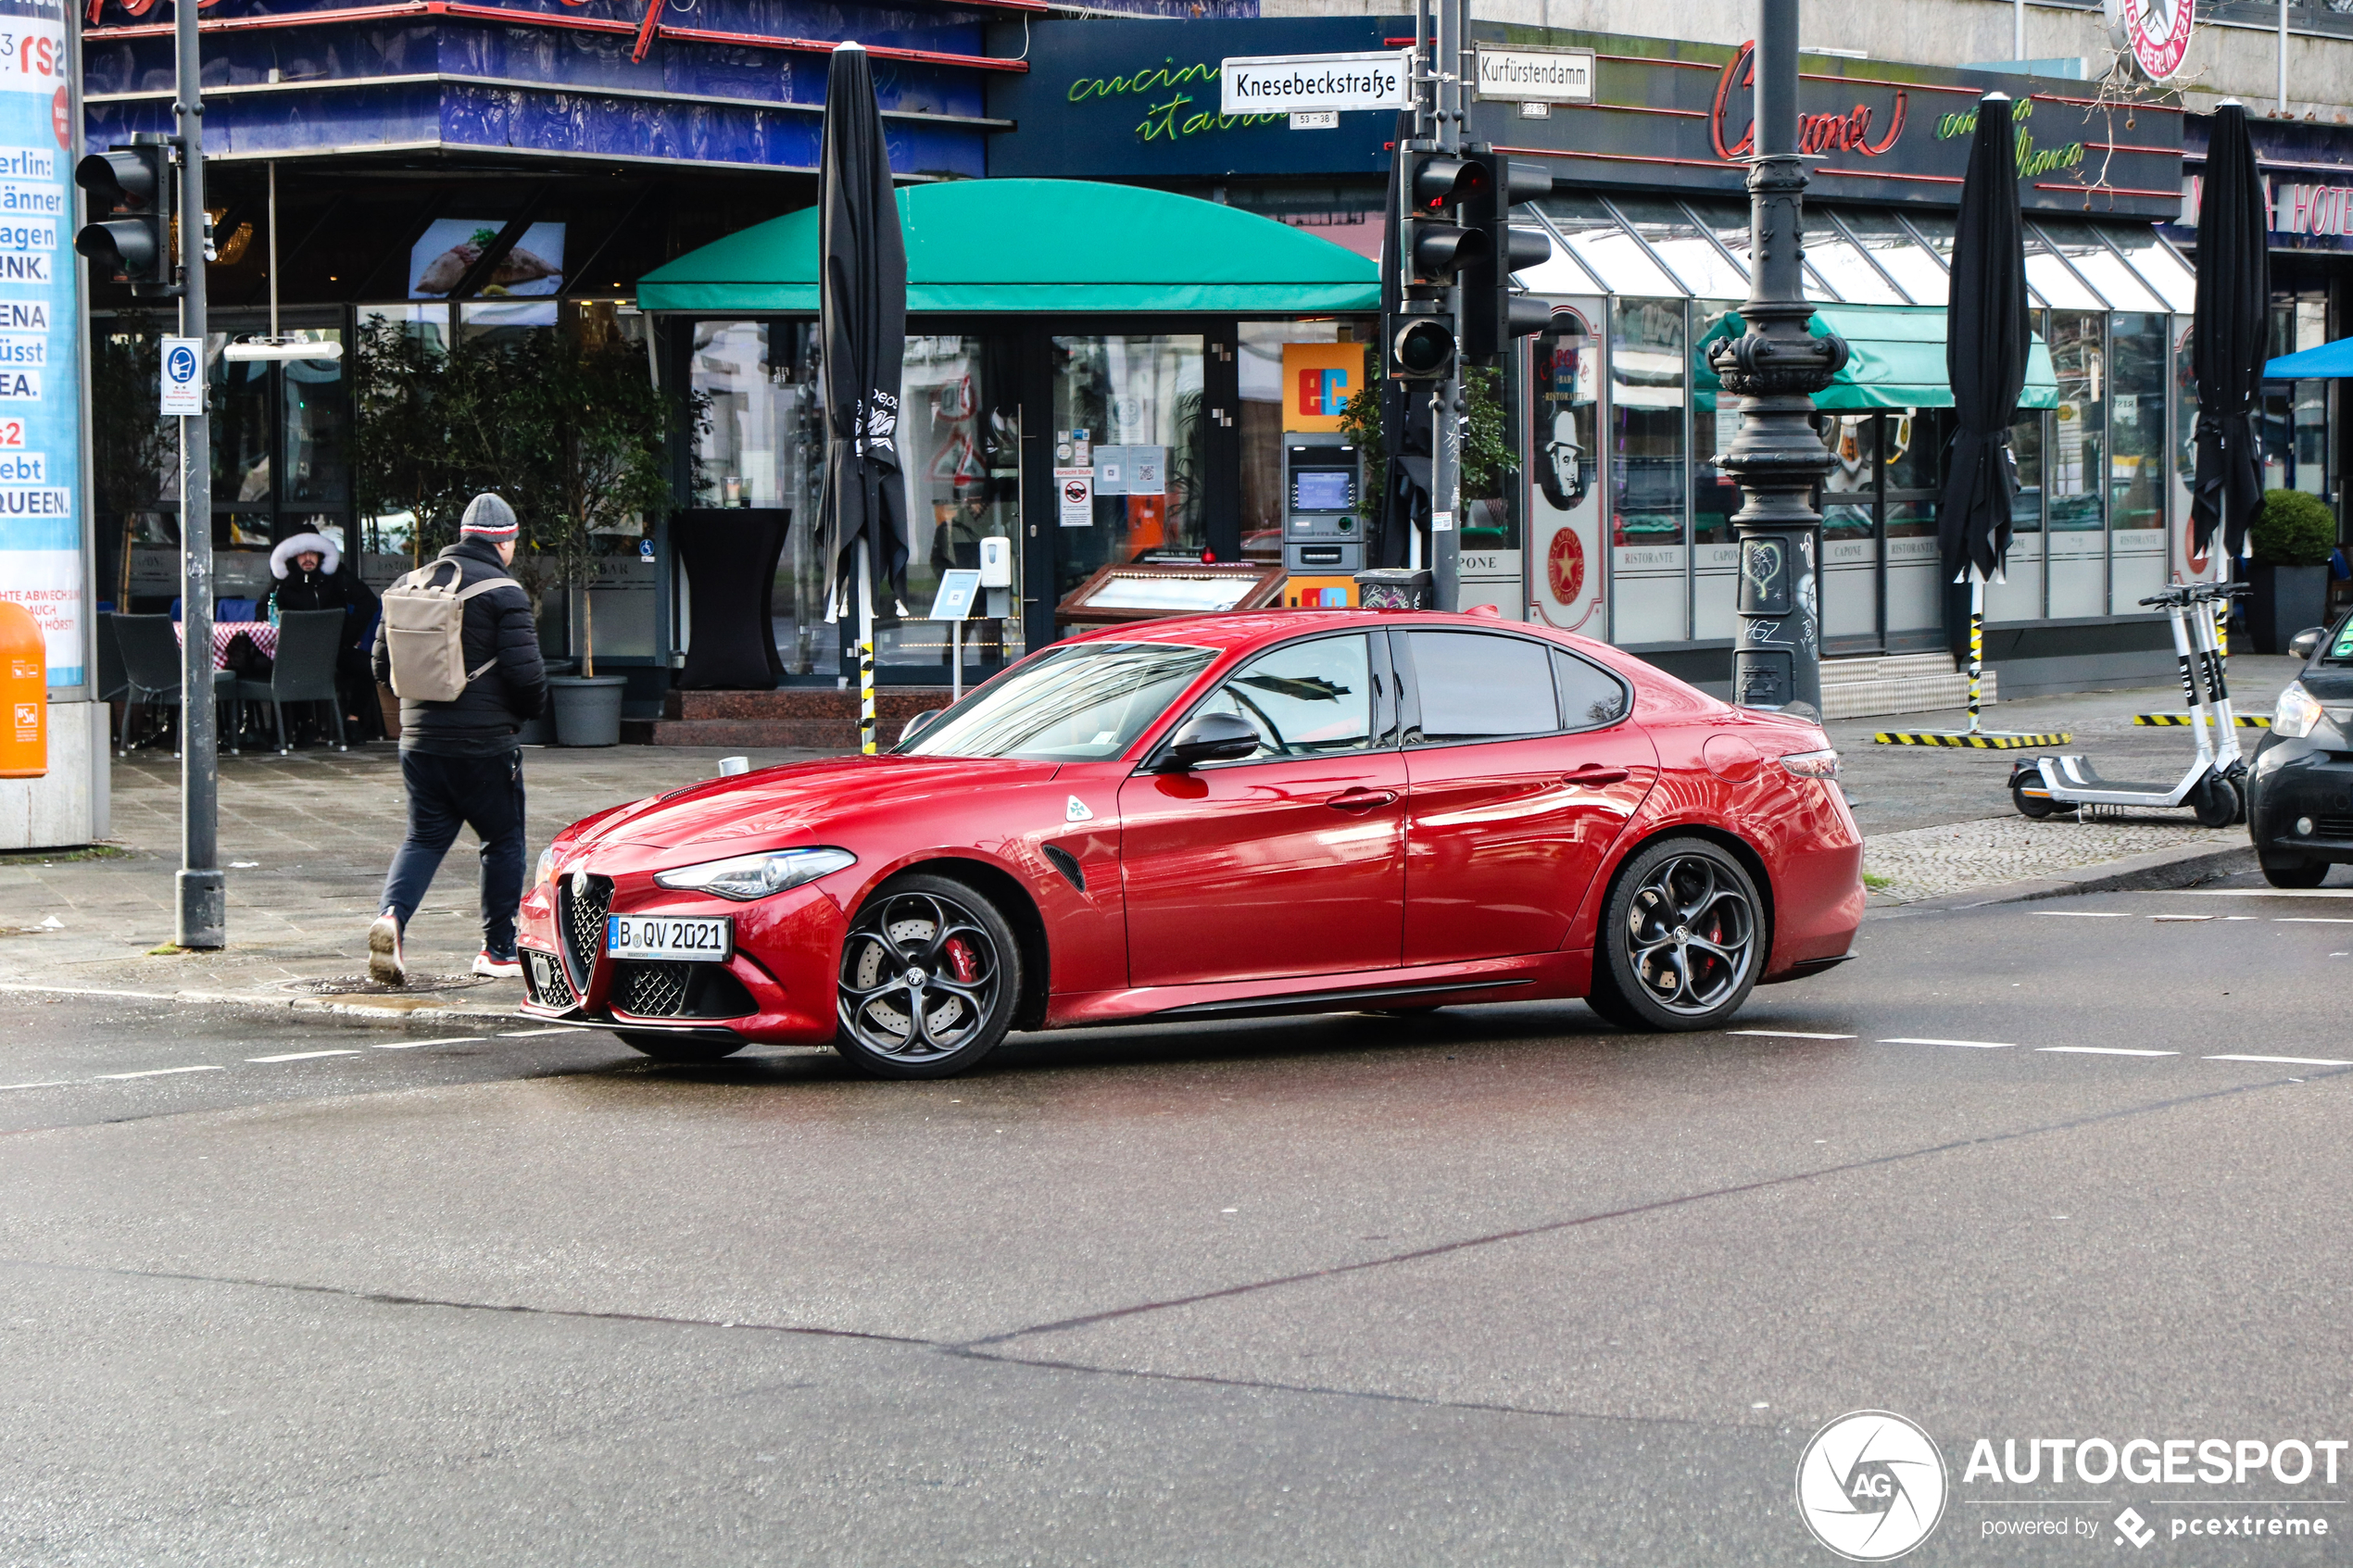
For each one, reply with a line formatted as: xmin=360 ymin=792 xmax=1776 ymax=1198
xmin=0 ymin=0 xmax=82 ymax=688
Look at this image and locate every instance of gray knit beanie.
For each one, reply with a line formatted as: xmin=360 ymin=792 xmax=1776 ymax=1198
xmin=460 ymin=493 xmax=519 ymax=541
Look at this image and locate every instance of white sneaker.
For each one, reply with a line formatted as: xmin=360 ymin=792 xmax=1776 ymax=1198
xmin=367 ymin=911 xmax=407 ymax=986
xmin=472 ymin=950 xmax=522 ymax=980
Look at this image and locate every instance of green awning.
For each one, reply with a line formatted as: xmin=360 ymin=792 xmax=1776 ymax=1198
xmin=637 ymin=179 xmax=1381 ymax=316
xmin=1693 ymin=306 xmax=2060 ymax=412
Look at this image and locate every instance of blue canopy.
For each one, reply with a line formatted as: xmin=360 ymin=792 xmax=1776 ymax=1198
xmin=2265 ymin=335 xmax=2353 ymax=379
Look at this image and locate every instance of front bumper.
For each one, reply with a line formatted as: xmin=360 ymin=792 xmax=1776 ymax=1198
xmin=2246 ymin=735 xmax=2353 ymax=860
xmin=515 ymin=861 xmax=849 ymax=1044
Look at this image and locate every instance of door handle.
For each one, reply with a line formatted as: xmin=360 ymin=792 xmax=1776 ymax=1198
xmin=1326 ymin=788 xmax=1399 ymax=811
xmin=1564 ymin=766 xmax=1629 ymax=787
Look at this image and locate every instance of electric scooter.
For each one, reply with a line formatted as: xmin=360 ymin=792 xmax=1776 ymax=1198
xmin=2008 ymin=582 xmax=2251 ymax=827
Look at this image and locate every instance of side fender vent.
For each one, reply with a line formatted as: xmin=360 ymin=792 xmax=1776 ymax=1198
xmin=1040 ymin=844 xmax=1086 ymax=892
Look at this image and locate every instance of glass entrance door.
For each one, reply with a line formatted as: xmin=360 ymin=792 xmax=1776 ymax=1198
xmin=1050 ymin=335 xmax=1207 ymax=606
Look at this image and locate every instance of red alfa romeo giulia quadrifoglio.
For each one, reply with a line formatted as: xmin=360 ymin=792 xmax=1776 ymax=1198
xmin=516 ymin=609 xmax=1864 ymax=1077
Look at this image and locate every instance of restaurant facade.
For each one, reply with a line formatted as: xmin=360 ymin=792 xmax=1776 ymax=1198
xmin=76 ymin=5 xmax=2342 ymax=712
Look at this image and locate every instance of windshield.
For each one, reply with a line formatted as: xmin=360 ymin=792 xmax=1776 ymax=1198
xmin=2322 ymin=612 xmax=2353 ymax=667
xmin=897 ymin=641 xmax=1217 ymax=761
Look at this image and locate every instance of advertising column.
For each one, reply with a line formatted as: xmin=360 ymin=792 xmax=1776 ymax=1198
xmin=0 ymin=0 xmax=95 ymax=847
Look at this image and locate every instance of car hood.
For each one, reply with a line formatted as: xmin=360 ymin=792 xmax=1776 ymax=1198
xmin=2297 ymin=668 xmax=2353 ymax=703
xmin=578 ymin=754 xmax=1066 ymax=850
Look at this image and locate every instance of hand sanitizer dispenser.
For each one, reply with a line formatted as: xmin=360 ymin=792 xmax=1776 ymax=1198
xmin=978 ymin=535 xmax=1013 ymax=618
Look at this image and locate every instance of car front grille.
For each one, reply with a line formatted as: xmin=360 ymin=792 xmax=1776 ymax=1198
xmin=559 ymin=873 xmax=613 ymax=990
xmin=616 ymin=960 xmax=690 ymax=1017
xmin=523 ymin=949 xmax=575 ymax=1010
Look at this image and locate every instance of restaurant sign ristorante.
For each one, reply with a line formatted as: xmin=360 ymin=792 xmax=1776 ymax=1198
xmin=990 ymin=18 xmax=2183 ymax=220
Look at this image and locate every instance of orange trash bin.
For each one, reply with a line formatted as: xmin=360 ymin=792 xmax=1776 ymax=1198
xmin=0 ymin=599 xmax=45 ymax=779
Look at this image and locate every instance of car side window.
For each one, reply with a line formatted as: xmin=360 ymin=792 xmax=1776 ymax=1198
xmin=1403 ymin=631 xmax=1557 ymax=745
xmin=1194 ymin=634 xmax=1374 ymax=763
xmin=1554 ymin=648 xmax=1630 ymax=731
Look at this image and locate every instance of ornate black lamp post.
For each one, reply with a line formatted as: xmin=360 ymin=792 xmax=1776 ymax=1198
xmin=1708 ymin=0 xmax=1847 ymax=719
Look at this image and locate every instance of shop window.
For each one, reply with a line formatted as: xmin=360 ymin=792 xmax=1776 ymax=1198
xmin=1985 ymin=390 xmax=2047 ymax=623
xmin=1051 ymin=335 xmax=1206 ymax=599
xmin=891 ymin=334 xmax=1023 ymax=674
xmin=2046 ymin=312 xmax=2108 ymax=619
xmin=1883 ymin=411 xmax=1947 ymax=650
xmin=1608 ymin=298 xmax=1688 ymax=645
xmin=1818 ymin=416 xmax=1880 ymax=651
xmin=689 ymin=320 xmax=828 ymax=673
xmin=1691 ymin=302 xmax=1744 ymax=643
xmin=2108 ymin=313 xmax=2170 ymax=611
xmin=282 ymin=332 xmax=349 ymax=507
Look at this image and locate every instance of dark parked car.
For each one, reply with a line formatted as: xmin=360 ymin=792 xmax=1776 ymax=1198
xmin=2247 ymin=612 xmax=2353 ymax=887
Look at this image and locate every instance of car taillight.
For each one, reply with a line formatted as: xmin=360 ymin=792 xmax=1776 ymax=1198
xmin=1780 ymin=748 xmax=1841 ymax=780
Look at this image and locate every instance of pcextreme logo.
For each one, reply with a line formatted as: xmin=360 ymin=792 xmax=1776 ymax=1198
xmin=1795 ymin=1411 xmax=1949 ymax=1561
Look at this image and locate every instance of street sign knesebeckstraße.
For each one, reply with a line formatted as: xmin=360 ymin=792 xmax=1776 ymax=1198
xmin=159 ymin=336 xmax=204 ymax=416
xmin=1472 ymin=45 xmax=1595 ymax=105
xmin=1218 ymin=51 xmax=1409 ymax=117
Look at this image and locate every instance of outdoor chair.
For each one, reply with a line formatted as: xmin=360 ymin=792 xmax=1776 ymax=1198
xmin=234 ymin=608 xmax=346 ymax=755
xmin=111 ymin=612 xmax=235 ymax=758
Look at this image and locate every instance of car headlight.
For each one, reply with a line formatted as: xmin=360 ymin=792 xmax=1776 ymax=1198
xmin=2275 ymin=682 xmax=2325 ymax=739
xmin=535 ymin=846 xmax=559 ymax=887
xmin=651 ymin=847 xmax=856 ymax=901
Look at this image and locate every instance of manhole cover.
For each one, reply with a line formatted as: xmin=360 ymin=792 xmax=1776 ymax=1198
xmin=284 ymin=974 xmax=496 ymax=996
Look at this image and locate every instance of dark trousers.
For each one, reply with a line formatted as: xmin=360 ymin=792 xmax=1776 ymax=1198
xmin=382 ymin=748 xmax=527 ymax=954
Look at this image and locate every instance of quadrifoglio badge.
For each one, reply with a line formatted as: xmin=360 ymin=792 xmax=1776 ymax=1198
xmin=1797 ymin=1411 xmax=2347 ymax=1558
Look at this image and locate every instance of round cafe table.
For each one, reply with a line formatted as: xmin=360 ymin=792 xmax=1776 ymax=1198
xmin=173 ymin=620 xmax=278 ymax=671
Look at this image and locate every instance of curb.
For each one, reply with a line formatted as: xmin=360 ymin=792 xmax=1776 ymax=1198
xmin=0 ymin=980 xmax=535 ymax=1029
xmin=1865 ymin=838 xmax=2257 ymax=917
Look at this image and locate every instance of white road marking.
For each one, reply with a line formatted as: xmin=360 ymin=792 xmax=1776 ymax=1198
xmin=498 ymin=1027 xmax=585 ymax=1037
xmin=1880 ymin=1037 xmax=2015 ymax=1049
xmin=1732 ymin=1030 xmax=1857 ymax=1040
xmin=2149 ymin=915 xmax=2214 ymax=922
xmin=245 ymin=1050 xmax=362 ymax=1063
xmin=2036 ymin=911 xmax=2135 ymax=918
xmin=372 ymin=1036 xmax=487 ymax=1049
xmin=2036 ymin=1046 xmax=2177 ymax=1058
xmin=95 ymin=1065 xmax=226 ymax=1079
xmin=2275 ymin=918 xmax=2353 ymax=924
xmin=0 ymin=1080 xmax=73 ymax=1092
xmin=2170 ymin=888 xmax=2353 ymax=897
xmin=2205 ymin=1054 xmax=2353 ymax=1067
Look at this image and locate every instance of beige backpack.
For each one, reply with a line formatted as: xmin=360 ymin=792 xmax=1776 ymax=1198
xmin=381 ymin=559 xmax=513 ymax=702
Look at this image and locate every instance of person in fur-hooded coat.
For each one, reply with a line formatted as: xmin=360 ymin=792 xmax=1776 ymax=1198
xmin=267 ymin=531 xmax=383 ymax=733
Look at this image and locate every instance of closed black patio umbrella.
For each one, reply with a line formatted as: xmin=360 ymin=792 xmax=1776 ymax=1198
xmin=818 ymin=40 xmax=911 ymax=754
xmin=1939 ymin=93 xmax=2030 ymax=590
xmin=1936 ymin=93 xmax=2031 ymax=737
xmin=2189 ymin=100 xmax=2271 ymax=570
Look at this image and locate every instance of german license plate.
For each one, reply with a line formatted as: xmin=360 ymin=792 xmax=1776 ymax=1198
xmin=605 ymin=914 xmax=733 ymax=962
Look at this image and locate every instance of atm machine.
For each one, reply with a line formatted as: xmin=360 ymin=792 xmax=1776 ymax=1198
xmin=1282 ymin=433 xmax=1364 ymax=608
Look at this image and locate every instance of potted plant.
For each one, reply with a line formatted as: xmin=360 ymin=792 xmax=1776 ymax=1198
xmin=530 ymin=333 xmax=673 ymax=746
xmin=2247 ymin=489 xmax=2337 ymax=655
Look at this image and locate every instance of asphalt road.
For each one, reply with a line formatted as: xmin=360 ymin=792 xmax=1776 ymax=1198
xmin=4 ymin=873 xmax=2351 ymax=1565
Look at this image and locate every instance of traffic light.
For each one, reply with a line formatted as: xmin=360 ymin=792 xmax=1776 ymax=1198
xmin=1390 ymin=305 xmax=1456 ymax=381
xmin=74 ymin=136 xmax=176 ymax=296
xmin=1460 ymin=150 xmax=1555 ymax=363
xmin=1402 ymin=150 xmax=1490 ymax=283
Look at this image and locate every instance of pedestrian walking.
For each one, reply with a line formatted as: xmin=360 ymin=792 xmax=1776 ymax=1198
xmin=366 ymin=495 xmax=547 ymax=985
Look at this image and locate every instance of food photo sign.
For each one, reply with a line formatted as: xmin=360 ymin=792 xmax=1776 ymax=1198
xmin=409 ymin=219 xmax=567 ymax=325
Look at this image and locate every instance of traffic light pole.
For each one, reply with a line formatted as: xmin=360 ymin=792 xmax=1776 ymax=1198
xmin=1424 ymin=0 xmax=1461 ymax=611
xmin=173 ymin=0 xmax=221 ymax=948
xmin=1707 ymin=0 xmax=1844 ymax=720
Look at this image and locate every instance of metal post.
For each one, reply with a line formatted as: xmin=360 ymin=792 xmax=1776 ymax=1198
xmin=950 ymin=618 xmax=962 ymax=704
xmin=1712 ymin=0 xmax=1845 ymax=721
xmin=857 ymin=540 xmax=876 ymax=755
xmin=1428 ymin=0 xmax=1462 ymax=612
xmin=2013 ymin=0 xmax=2024 ymax=61
xmin=2279 ymin=0 xmax=2289 ymax=115
xmin=173 ymin=0 xmax=221 ymax=948
xmin=1967 ymin=576 xmax=1984 ymax=734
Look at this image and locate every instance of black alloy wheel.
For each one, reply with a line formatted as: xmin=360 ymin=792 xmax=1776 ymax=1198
xmin=1587 ymin=837 xmax=1766 ymax=1032
xmin=616 ymin=1030 xmax=747 ymax=1063
xmin=836 ymin=873 xmax=1022 ymax=1079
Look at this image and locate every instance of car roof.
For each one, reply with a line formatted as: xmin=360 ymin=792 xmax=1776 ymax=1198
xmin=1060 ymin=608 xmax=1585 ymax=658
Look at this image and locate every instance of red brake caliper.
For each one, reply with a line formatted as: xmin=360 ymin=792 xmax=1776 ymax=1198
xmin=944 ymin=937 xmax=979 ymax=985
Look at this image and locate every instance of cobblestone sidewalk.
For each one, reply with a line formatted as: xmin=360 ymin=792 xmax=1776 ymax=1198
xmin=1860 ymin=815 xmax=2245 ymax=905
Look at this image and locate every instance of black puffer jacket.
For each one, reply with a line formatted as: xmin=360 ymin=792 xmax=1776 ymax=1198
xmin=371 ymin=535 xmax=547 ymax=756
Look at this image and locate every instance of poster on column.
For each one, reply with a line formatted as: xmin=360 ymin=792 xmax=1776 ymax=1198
xmin=0 ymin=0 xmax=82 ymax=689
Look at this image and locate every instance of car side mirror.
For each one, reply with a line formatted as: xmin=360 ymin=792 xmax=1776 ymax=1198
xmin=2291 ymin=627 xmax=2325 ymax=662
xmin=899 ymin=709 xmax=946 ymax=745
xmin=1157 ymin=711 xmax=1259 ymax=771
